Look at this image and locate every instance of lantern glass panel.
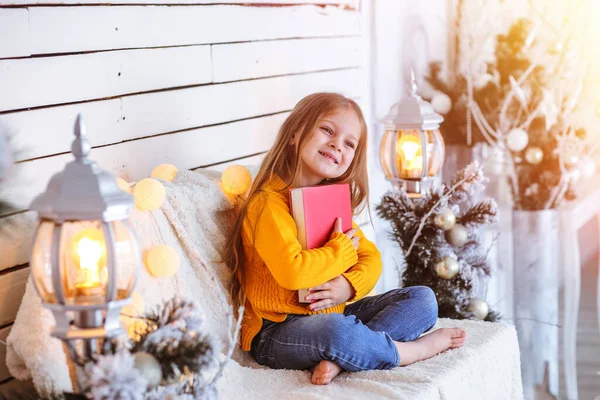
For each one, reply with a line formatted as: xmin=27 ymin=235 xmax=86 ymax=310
xmin=395 ymin=129 xmax=423 ymax=179
xmin=425 ymin=129 xmax=445 ymax=177
xmin=379 ymin=130 xmax=395 ymax=178
xmin=112 ymin=220 xmax=137 ymax=299
xmin=31 ymin=221 xmax=56 ymax=303
xmin=60 ymin=220 xmax=109 ymax=305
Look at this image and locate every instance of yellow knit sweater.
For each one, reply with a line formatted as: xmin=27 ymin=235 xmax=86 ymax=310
xmin=239 ymin=175 xmax=383 ymax=351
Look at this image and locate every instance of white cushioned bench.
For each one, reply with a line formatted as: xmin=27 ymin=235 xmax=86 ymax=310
xmin=6 ymin=169 xmax=523 ymax=400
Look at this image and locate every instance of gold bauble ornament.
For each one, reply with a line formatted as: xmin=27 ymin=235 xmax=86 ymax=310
xmin=525 ymin=147 xmax=543 ymax=165
xmin=435 ymin=256 xmax=460 ymax=280
xmin=145 ymin=245 xmax=180 ymax=278
xmin=222 ymin=165 xmax=252 ymax=195
xmin=558 ymin=135 xmax=583 ymax=167
xmin=133 ymin=178 xmax=166 ymax=211
xmin=151 ymin=164 xmax=178 ymax=182
xmin=445 ymin=224 xmax=468 ymax=248
xmin=506 ymin=128 xmax=529 ymax=152
xmin=116 ymin=177 xmax=133 ymax=194
xmin=133 ymin=352 xmax=163 ymax=388
xmin=467 ymin=298 xmax=489 ymax=320
xmin=433 ymin=207 xmax=456 ymax=231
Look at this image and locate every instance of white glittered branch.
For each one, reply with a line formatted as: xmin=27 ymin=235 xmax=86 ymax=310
xmin=405 ymin=163 xmax=486 ymax=258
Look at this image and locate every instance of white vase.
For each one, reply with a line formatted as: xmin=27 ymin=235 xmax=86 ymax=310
xmin=441 ymin=144 xmax=478 ymax=181
xmin=512 ymin=209 xmax=559 ymax=400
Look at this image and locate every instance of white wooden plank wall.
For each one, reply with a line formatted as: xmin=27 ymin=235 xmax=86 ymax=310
xmin=0 ymin=325 xmax=11 ymax=382
xmin=0 ymin=0 xmax=367 ymax=388
xmin=3 ymin=0 xmax=357 ymax=5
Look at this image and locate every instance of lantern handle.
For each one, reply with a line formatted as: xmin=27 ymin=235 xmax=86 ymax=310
xmin=72 ymin=114 xmax=92 ymax=163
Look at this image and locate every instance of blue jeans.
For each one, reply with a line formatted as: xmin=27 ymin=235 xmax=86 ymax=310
xmin=250 ymin=286 xmax=438 ymax=372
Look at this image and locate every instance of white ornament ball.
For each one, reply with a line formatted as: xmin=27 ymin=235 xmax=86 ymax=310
xmin=431 ymin=93 xmax=452 ymax=115
xmin=133 ymin=352 xmax=163 ymax=388
xmin=467 ymin=298 xmax=489 ymax=320
xmin=146 ymin=245 xmax=180 ymax=278
xmin=435 ymin=256 xmax=460 ymax=280
xmin=151 ymin=164 xmax=178 ymax=182
xmin=134 ymin=178 xmax=166 ymax=211
xmin=580 ymin=158 xmax=596 ymax=180
xmin=524 ymin=147 xmax=543 ymax=165
xmin=445 ymin=224 xmax=468 ymax=248
xmin=506 ymin=128 xmax=529 ymax=152
xmin=433 ymin=207 xmax=456 ymax=231
xmin=116 ymin=177 xmax=133 ymax=194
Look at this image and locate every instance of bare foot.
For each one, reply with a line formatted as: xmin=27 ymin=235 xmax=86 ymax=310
xmin=395 ymin=328 xmax=466 ymax=366
xmin=310 ymin=360 xmax=342 ymax=385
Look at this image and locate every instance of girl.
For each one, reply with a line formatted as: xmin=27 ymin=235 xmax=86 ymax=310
xmin=226 ymin=92 xmax=466 ymax=385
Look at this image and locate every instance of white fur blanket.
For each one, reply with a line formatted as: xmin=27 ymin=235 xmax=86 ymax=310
xmin=6 ymin=170 xmax=523 ymax=399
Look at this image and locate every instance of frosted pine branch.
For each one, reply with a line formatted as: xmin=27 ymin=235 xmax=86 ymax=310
xmin=459 ymin=199 xmax=499 ymax=226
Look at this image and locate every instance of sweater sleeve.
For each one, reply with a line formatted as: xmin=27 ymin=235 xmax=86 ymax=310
xmin=243 ymin=193 xmax=358 ymax=291
xmin=342 ymin=222 xmax=383 ymax=302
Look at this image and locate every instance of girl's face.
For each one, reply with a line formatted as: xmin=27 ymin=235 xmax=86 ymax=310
xmin=293 ymin=107 xmax=361 ymax=187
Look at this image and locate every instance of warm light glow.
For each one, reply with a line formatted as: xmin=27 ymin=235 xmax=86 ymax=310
xmin=70 ymin=228 xmax=107 ymax=295
xmin=151 ymin=164 xmax=178 ymax=182
xmin=145 ymin=245 xmax=180 ymax=278
xmin=77 ymin=238 xmax=103 ymax=285
xmin=396 ymin=135 xmax=423 ymax=178
xmin=133 ymin=178 xmax=166 ymax=211
xmin=222 ymin=165 xmax=252 ymax=195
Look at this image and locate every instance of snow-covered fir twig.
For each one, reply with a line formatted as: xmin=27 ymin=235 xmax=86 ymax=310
xmin=405 ymin=161 xmax=486 ymax=257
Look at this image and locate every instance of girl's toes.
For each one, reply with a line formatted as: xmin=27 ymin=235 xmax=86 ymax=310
xmin=452 ymin=328 xmax=466 ymax=338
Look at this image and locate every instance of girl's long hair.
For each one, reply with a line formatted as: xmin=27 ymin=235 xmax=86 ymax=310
xmin=225 ymin=92 xmax=370 ymax=311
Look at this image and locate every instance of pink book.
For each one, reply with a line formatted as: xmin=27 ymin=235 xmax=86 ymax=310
xmin=289 ymin=184 xmax=352 ymax=303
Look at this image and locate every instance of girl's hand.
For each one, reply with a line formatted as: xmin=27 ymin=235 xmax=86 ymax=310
xmin=305 ymin=275 xmax=355 ymax=311
xmin=332 ymin=218 xmax=359 ymax=250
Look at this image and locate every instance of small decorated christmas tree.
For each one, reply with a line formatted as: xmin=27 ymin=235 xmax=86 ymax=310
xmin=376 ymin=162 xmax=500 ymax=321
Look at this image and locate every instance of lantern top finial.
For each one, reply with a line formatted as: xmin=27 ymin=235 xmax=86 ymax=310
xmin=409 ymin=68 xmax=418 ymax=96
xmin=30 ymin=115 xmax=134 ymax=222
xmin=72 ymin=114 xmax=92 ymax=162
xmin=380 ymin=70 xmax=444 ymax=130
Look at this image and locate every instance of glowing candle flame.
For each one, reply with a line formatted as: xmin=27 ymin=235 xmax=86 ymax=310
xmin=396 ymin=135 xmax=423 ymax=178
xmin=76 ymin=237 xmax=103 ymax=287
xmin=70 ymin=228 xmax=107 ymax=295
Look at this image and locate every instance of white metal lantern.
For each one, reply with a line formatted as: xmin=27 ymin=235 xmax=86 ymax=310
xmin=379 ymin=71 xmax=446 ymax=197
xmin=29 ymin=115 xmax=140 ymax=359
